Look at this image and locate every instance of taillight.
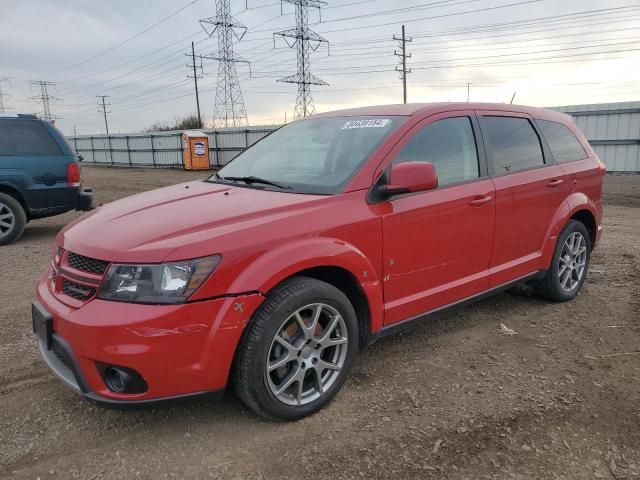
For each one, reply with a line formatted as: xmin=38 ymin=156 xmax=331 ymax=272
xmin=67 ymin=162 xmax=81 ymax=187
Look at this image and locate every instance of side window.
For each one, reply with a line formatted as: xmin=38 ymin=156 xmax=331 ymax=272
xmin=394 ymin=117 xmax=480 ymax=187
xmin=536 ymin=119 xmax=588 ymax=163
xmin=482 ymin=116 xmax=544 ymax=175
xmin=0 ymin=119 xmax=63 ymax=156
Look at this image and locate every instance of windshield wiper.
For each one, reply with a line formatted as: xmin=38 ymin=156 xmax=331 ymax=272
xmin=218 ymin=175 xmax=292 ymax=190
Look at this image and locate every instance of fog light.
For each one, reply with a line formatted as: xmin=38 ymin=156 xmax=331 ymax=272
xmin=97 ymin=363 xmax=148 ymax=394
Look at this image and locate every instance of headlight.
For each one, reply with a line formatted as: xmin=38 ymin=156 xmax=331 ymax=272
xmin=98 ymin=256 xmax=220 ymax=304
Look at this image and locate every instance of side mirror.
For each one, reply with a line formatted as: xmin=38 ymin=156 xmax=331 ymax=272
xmin=379 ymin=161 xmax=438 ymax=198
xmin=78 ymin=154 xmax=84 ymax=162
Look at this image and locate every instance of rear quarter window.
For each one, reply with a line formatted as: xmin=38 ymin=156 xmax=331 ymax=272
xmin=0 ymin=119 xmax=63 ymax=156
xmin=536 ymin=119 xmax=588 ymax=163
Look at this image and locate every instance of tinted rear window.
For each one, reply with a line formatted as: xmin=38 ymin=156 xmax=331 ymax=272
xmin=537 ymin=119 xmax=588 ymax=163
xmin=0 ymin=119 xmax=63 ymax=156
xmin=482 ymin=116 xmax=544 ymax=175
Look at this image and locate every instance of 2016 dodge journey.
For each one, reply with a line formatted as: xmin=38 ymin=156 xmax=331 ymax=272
xmin=33 ymin=103 xmax=604 ymax=421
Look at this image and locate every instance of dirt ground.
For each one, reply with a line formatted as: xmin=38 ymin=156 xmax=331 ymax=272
xmin=1 ymin=167 xmax=638 ymax=480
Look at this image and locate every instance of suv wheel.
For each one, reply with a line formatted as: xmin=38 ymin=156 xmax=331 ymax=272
xmin=234 ymin=277 xmax=358 ymax=421
xmin=535 ymin=219 xmax=591 ymax=302
xmin=0 ymin=193 xmax=27 ymax=246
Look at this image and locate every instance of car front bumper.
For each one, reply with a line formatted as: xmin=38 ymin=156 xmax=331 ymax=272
xmin=34 ymin=277 xmax=264 ymax=406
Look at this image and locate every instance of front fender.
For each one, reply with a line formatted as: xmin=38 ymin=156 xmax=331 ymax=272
xmin=195 ymin=237 xmax=385 ymax=334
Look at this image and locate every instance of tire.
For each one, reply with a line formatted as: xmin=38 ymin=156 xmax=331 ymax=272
xmin=535 ymin=219 xmax=591 ymax=302
xmin=234 ymin=276 xmax=359 ymax=421
xmin=0 ymin=193 xmax=27 ymax=246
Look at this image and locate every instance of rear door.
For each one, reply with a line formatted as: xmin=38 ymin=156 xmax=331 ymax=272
xmin=536 ymin=118 xmax=604 ymax=209
xmin=477 ymin=112 xmax=568 ymax=287
xmin=0 ymin=118 xmax=75 ymax=210
xmin=380 ymin=111 xmax=496 ymax=325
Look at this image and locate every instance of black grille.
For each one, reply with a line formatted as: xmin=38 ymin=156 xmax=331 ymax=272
xmin=67 ymin=252 xmax=109 ymax=275
xmin=62 ymin=279 xmax=96 ymax=301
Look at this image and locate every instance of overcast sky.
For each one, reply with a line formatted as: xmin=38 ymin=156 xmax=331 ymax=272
xmin=1 ymin=0 xmax=639 ymax=135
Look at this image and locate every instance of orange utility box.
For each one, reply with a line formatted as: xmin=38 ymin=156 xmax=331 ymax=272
xmin=182 ymin=131 xmax=210 ymax=170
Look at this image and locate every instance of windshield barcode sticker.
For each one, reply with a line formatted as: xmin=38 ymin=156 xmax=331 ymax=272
xmin=342 ymin=119 xmax=391 ymax=129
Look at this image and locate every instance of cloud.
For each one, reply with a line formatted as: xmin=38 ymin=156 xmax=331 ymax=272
xmin=1 ymin=0 xmax=638 ymax=134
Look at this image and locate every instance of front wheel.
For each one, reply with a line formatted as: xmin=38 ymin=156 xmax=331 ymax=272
xmin=535 ymin=220 xmax=591 ymax=302
xmin=234 ymin=277 xmax=358 ymax=421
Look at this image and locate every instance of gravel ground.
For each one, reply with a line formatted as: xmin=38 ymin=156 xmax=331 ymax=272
xmin=1 ymin=167 xmax=638 ymax=480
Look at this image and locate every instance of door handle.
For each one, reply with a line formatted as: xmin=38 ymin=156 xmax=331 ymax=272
xmin=547 ymin=178 xmax=564 ymax=188
xmin=469 ymin=195 xmax=493 ymax=207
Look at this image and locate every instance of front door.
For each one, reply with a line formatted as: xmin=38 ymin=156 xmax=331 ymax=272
xmin=380 ymin=112 xmax=496 ymax=325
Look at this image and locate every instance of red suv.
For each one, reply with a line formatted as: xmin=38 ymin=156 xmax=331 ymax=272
xmin=33 ymin=103 xmax=604 ymax=420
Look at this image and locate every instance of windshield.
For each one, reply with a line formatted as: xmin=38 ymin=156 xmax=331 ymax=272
xmin=212 ymin=116 xmax=403 ymax=194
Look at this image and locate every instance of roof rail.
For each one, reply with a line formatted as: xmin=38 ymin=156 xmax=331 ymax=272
xmin=0 ymin=113 xmax=38 ymax=119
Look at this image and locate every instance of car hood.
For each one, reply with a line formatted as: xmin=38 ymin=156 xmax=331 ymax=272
xmin=58 ymin=181 xmax=328 ymax=263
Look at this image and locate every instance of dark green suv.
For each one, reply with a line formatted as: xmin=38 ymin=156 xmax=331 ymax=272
xmin=0 ymin=114 xmax=92 ymax=245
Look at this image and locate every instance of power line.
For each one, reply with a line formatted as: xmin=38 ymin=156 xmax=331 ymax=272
xmin=48 ymin=0 xmax=203 ymax=79
xmin=330 ymin=5 xmax=640 ymax=47
xmin=275 ymin=0 xmax=329 ymax=119
xmin=59 ymin=30 xmax=207 ymax=90
xmin=330 ymin=25 xmax=640 ymax=55
xmin=314 ymin=0 xmax=483 ymax=26
xmin=200 ymin=0 xmax=251 ymax=127
xmin=394 ymin=25 xmax=411 ymax=104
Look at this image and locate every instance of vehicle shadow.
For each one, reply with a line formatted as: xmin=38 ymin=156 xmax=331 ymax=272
xmin=19 ymin=222 xmax=70 ymax=243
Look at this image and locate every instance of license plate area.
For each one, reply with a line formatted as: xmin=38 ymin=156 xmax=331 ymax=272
xmin=32 ymin=302 xmax=53 ymax=350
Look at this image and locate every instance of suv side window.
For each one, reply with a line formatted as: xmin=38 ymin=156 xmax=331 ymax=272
xmin=394 ymin=117 xmax=479 ymax=187
xmin=482 ymin=116 xmax=544 ymax=176
xmin=0 ymin=119 xmax=63 ymax=156
xmin=536 ymin=119 xmax=588 ymax=163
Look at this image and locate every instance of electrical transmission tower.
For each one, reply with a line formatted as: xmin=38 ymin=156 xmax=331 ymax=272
xmin=30 ymin=81 xmax=60 ymax=122
xmin=275 ymin=0 xmax=329 ymax=119
xmin=0 ymin=77 xmax=11 ymax=113
xmin=394 ymin=25 xmax=412 ymax=104
xmin=97 ymin=95 xmax=111 ymax=135
xmin=186 ymin=41 xmax=204 ymax=129
xmin=200 ymin=0 xmax=250 ymax=128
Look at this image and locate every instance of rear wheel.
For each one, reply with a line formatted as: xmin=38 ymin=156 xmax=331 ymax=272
xmin=535 ymin=220 xmax=591 ymax=302
xmin=0 ymin=193 xmax=26 ymax=246
xmin=234 ymin=277 xmax=358 ymax=421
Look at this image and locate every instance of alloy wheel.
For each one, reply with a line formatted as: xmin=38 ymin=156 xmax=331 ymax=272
xmin=0 ymin=201 xmax=15 ymax=240
xmin=558 ymin=232 xmax=587 ymax=292
xmin=266 ymin=303 xmax=348 ymax=406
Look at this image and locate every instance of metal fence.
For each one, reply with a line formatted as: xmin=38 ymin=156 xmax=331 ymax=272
xmin=67 ymin=126 xmax=281 ymax=168
xmin=69 ymin=102 xmax=640 ymax=172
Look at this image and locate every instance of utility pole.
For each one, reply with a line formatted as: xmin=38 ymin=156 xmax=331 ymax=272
xmin=0 ymin=77 xmax=11 ymax=113
xmin=200 ymin=0 xmax=251 ymax=128
xmin=275 ymin=0 xmax=329 ymax=119
xmin=30 ymin=81 xmax=59 ymax=122
xmin=394 ymin=25 xmax=412 ymax=104
xmin=467 ymin=82 xmax=471 ymax=103
xmin=97 ymin=95 xmax=111 ymax=135
xmin=186 ymin=41 xmax=204 ymax=129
